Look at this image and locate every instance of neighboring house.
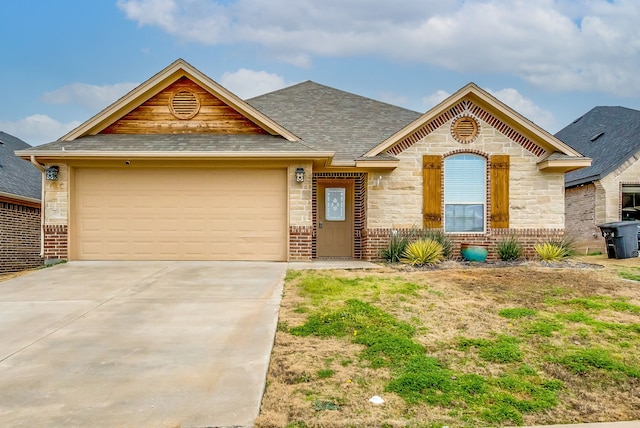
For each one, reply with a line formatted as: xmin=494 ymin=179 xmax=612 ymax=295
xmin=555 ymin=106 xmax=640 ymax=252
xmin=0 ymin=132 xmax=42 ymax=273
xmin=16 ymin=59 xmax=589 ymax=263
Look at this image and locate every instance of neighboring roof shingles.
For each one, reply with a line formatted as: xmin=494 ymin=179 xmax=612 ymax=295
xmin=556 ymin=106 xmax=640 ymax=187
xmin=248 ymin=81 xmax=422 ymax=162
xmin=0 ymin=132 xmax=41 ymax=200
xmin=24 ymin=134 xmax=319 ymax=153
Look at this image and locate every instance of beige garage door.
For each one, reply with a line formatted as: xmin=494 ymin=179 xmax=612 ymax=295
xmin=72 ymin=168 xmax=287 ymax=261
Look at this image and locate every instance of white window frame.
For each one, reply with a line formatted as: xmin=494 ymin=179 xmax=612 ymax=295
xmin=443 ymin=154 xmax=487 ymax=233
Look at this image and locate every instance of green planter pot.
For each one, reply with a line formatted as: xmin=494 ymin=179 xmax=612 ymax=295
xmin=461 ymin=244 xmax=489 ymax=262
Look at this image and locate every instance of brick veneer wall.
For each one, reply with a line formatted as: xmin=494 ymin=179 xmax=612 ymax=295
xmin=43 ymin=224 xmax=68 ymax=261
xmin=0 ymin=201 xmax=42 ymax=273
xmin=289 ymin=225 xmax=313 ymax=260
xmin=363 ymin=227 xmax=564 ymax=261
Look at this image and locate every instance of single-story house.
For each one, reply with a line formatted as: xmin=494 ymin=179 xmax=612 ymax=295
xmin=555 ymin=106 xmax=640 ymax=252
xmin=16 ymin=59 xmax=590 ymax=262
xmin=0 ymin=132 xmax=42 ymax=273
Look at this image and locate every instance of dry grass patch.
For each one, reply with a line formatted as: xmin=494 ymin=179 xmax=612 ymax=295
xmin=256 ymin=256 xmax=640 ymax=427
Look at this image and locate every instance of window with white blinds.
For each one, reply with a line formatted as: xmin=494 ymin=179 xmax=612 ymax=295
xmin=444 ymin=154 xmax=486 ymax=232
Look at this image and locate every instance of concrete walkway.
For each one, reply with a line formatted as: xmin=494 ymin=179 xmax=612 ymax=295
xmin=0 ymin=261 xmax=286 ymax=427
xmin=288 ymin=260 xmax=382 ymax=270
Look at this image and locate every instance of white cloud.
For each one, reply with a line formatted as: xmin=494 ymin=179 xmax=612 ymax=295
xmin=486 ymin=88 xmax=555 ymax=130
xmin=422 ymin=90 xmax=451 ymax=109
xmin=117 ymin=0 xmax=640 ymax=96
xmin=421 ymin=87 xmax=554 ymax=130
xmin=43 ymin=82 xmax=139 ymax=110
xmin=219 ymin=69 xmax=291 ymax=99
xmin=0 ymin=115 xmax=81 ymax=146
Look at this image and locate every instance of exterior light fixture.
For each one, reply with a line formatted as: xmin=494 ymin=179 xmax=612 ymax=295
xmin=295 ymin=167 xmax=305 ymax=183
xmin=45 ymin=166 xmax=59 ymax=181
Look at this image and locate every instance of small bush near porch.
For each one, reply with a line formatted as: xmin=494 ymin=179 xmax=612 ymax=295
xmin=256 ymin=256 xmax=640 ymax=427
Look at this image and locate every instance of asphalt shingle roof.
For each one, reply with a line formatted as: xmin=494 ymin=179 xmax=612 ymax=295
xmin=247 ymin=81 xmax=422 ymax=162
xmin=0 ymin=132 xmax=41 ymax=200
xmin=555 ymin=106 xmax=640 ymax=187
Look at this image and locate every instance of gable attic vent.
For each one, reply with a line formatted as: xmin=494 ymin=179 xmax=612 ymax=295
xmin=590 ymin=132 xmax=604 ymax=142
xmin=451 ymin=115 xmax=480 ymax=143
xmin=169 ymin=90 xmax=200 ymax=119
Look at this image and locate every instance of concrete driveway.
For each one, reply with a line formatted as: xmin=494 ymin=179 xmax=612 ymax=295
xmin=0 ymin=261 xmax=286 ymax=427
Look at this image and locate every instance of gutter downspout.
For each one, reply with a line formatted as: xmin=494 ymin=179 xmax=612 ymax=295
xmin=30 ymin=156 xmax=45 ymax=258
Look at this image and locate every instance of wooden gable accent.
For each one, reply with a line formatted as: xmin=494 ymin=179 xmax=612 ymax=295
xmin=100 ymin=77 xmax=267 ymax=135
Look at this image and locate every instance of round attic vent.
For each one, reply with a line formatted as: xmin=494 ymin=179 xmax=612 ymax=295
xmin=169 ymin=90 xmax=200 ymax=119
xmin=451 ymin=115 xmax=479 ymax=143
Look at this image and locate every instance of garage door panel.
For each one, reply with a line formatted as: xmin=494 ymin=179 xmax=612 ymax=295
xmin=73 ymin=168 xmax=287 ymax=261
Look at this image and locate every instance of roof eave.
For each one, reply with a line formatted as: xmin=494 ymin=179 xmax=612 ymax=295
xmin=17 ymin=149 xmax=335 ymax=162
xmin=0 ymin=191 xmax=41 ymax=207
xmin=537 ymin=157 xmax=592 ymax=173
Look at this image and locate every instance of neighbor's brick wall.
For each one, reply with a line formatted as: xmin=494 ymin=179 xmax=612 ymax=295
xmin=0 ymin=201 xmax=42 ymax=273
xmin=363 ymin=227 xmax=564 ymax=261
xmin=367 ymin=118 xmax=566 ymax=230
xmin=565 ymin=184 xmax=603 ymax=253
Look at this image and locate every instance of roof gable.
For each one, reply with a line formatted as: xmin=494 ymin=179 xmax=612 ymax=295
xmin=556 ymin=106 xmax=640 ymax=187
xmin=61 ymin=59 xmax=298 ymax=142
xmin=364 ymin=83 xmax=584 ymax=162
xmin=0 ymin=132 xmax=41 ymax=201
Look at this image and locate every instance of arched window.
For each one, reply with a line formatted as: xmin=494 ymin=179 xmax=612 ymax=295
xmin=444 ymin=154 xmax=486 ymax=232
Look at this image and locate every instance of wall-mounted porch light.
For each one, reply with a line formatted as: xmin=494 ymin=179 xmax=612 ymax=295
xmin=295 ymin=167 xmax=305 ymax=183
xmin=45 ymin=166 xmax=59 ymax=181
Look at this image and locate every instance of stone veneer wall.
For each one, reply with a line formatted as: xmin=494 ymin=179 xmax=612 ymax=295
xmin=42 ymin=163 xmax=69 ymax=261
xmin=367 ymin=117 xmax=566 ymax=230
xmin=0 ymin=201 xmax=42 ymax=273
xmin=565 ymin=184 xmax=603 ymax=253
xmin=598 ymin=150 xmax=640 ymax=223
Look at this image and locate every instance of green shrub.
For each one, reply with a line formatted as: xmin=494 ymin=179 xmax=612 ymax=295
xmin=497 ymin=236 xmax=523 ymax=261
xmin=402 ymin=239 xmax=444 ymax=266
xmin=534 ymin=242 xmax=572 ymax=261
xmin=380 ymin=232 xmax=409 ymax=263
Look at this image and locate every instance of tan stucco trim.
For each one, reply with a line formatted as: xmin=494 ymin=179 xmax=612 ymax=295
xmin=354 ymin=160 xmax=400 ymax=169
xmin=364 ymin=83 xmax=584 ymax=159
xmin=537 ymin=157 xmax=592 ymax=172
xmin=59 ymin=59 xmax=300 ymax=142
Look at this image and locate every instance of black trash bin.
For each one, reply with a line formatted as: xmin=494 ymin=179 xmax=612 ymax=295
xmin=598 ymin=221 xmax=640 ymax=259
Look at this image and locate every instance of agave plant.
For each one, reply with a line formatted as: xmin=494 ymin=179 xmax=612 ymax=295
xmin=402 ymin=238 xmax=444 ymax=266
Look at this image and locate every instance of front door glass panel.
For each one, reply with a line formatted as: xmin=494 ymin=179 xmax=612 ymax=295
xmin=325 ymin=187 xmax=345 ymax=221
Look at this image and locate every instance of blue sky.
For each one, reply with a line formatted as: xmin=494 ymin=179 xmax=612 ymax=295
xmin=2 ymin=0 xmax=640 ymax=145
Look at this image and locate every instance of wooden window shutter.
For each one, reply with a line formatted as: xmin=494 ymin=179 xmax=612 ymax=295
xmin=423 ymin=155 xmax=442 ymax=228
xmin=490 ymin=154 xmax=510 ymax=228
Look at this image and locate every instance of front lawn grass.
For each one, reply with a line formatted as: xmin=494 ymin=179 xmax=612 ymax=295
xmin=256 ymin=263 xmax=640 ymax=427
